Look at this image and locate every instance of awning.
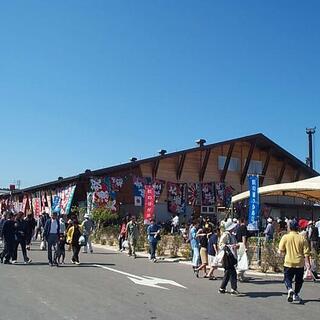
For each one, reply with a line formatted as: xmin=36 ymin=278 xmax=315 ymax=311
xmin=231 ymin=176 xmax=320 ymax=203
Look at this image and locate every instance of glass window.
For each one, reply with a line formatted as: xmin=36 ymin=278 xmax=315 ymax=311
xmin=218 ymin=156 xmax=240 ymax=172
xmin=247 ymin=160 xmax=263 ymax=174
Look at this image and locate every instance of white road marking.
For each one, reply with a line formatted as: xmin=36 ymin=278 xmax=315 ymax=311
xmin=94 ymin=264 xmax=187 ymax=290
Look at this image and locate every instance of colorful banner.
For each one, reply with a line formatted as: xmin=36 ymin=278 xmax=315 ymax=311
xmin=248 ymin=175 xmax=260 ymax=231
xmin=144 ymin=185 xmax=155 ymax=222
xmin=188 ymin=183 xmax=201 ymax=206
xmin=152 ymin=179 xmax=165 ymax=201
xmin=32 ymin=196 xmax=41 ymax=218
xmin=62 ymin=185 xmax=76 ymax=215
xmin=167 ymin=182 xmax=187 ymax=214
xmin=215 ymin=182 xmax=225 ymax=207
xmin=201 ymin=182 xmax=215 ymax=206
xmin=22 ymin=195 xmax=28 ymax=213
xmin=133 ymin=176 xmax=146 ymax=207
xmin=89 ymin=177 xmax=123 ymax=212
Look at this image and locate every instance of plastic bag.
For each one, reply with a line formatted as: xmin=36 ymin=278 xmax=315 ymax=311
xmin=237 ymin=252 xmax=249 ymax=271
xmin=303 ymin=269 xmax=314 ymax=281
xmin=213 ymin=250 xmax=225 ymax=267
xmin=40 ymin=241 xmax=46 ymax=251
xmin=78 ymin=235 xmax=86 ymax=246
xmin=122 ymin=240 xmax=129 ymax=249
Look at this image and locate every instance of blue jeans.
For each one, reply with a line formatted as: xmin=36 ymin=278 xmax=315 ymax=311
xmin=192 ymin=246 xmax=200 ymax=267
xmin=149 ymin=241 xmax=157 ymax=259
xmin=284 ymin=267 xmax=304 ymax=294
xmin=47 ymin=234 xmax=58 ymax=264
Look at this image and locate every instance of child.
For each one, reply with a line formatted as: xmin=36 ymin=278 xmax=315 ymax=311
xmin=56 ymin=234 xmax=66 ymax=264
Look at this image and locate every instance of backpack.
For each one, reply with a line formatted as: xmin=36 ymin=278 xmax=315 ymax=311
xmin=222 ymin=246 xmax=237 ymax=269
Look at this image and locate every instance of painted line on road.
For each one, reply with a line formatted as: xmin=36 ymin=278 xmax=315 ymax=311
xmin=94 ymin=264 xmax=187 ymax=290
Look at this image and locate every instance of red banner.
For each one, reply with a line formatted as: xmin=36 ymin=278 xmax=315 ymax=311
xmin=144 ymin=185 xmax=155 ymax=222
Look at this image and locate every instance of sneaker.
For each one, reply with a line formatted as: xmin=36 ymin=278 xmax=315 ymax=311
xmin=24 ymin=259 xmax=32 ymax=264
xmin=287 ymin=289 xmax=294 ymax=302
xmin=90 ymin=250 xmax=93 ymax=253
xmin=3 ymin=260 xmax=12 ymax=265
xmin=75 ymin=261 xmax=80 ymax=265
xmin=219 ymin=288 xmax=226 ymax=294
xmin=11 ymin=260 xmax=17 ymax=264
xmin=230 ymin=290 xmax=240 ymax=296
xmin=70 ymin=260 xmax=75 ymax=264
xmin=153 ymin=258 xmax=157 ymax=263
xmin=293 ymin=294 xmax=302 ymax=303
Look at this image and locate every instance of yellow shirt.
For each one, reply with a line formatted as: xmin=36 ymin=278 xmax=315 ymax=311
xmin=279 ymin=231 xmax=310 ymax=268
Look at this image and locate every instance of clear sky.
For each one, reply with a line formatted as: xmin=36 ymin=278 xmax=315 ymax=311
xmin=0 ymin=0 xmax=319 ymax=188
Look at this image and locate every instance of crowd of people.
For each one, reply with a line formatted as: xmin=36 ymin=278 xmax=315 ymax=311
xmin=1 ymin=208 xmax=319 ymax=303
xmin=186 ymin=215 xmax=320 ymax=302
xmin=0 ymin=210 xmax=95 ymax=266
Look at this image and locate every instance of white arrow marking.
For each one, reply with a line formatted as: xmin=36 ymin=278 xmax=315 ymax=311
xmin=94 ymin=264 xmax=187 ymax=290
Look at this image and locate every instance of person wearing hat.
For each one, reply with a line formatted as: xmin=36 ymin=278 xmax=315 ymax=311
xmin=43 ymin=211 xmax=60 ymax=266
xmin=218 ymin=218 xmax=239 ymax=295
xmin=264 ymin=218 xmax=274 ymax=242
xmin=279 ymin=219 xmax=311 ymax=303
xmin=80 ymin=214 xmax=94 ymax=253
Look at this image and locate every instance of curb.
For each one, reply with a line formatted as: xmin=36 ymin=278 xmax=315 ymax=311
xmin=92 ymin=243 xmax=286 ymax=277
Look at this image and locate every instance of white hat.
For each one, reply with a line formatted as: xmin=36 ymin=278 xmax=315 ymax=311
xmin=224 ymin=218 xmax=237 ymax=231
xmin=84 ymin=214 xmax=90 ymax=218
xmin=267 ymin=218 xmax=273 ymax=223
xmin=308 ymin=220 xmax=313 ymax=225
xmin=232 ymin=218 xmax=238 ymax=223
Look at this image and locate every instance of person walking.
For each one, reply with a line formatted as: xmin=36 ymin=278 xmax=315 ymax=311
xmin=67 ymin=219 xmax=82 ymax=264
xmin=206 ymin=226 xmax=219 ymax=280
xmin=12 ymin=212 xmax=32 ymax=264
xmin=34 ymin=214 xmax=43 ymax=241
xmin=190 ymin=220 xmax=200 ymax=274
xmin=307 ymin=221 xmax=319 ymax=279
xmin=118 ymin=217 xmax=127 ymax=251
xmin=43 ymin=211 xmax=60 ymax=266
xmin=279 ymin=219 xmax=311 ymax=303
xmin=0 ymin=212 xmax=15 ymax=264
xmin=81 ymin=214 xmax=94 ymax=253
xmin=195 ymin=226 xmax=209 ymax=277
xmin=218 ymin=219 xmax=239 ymax=295
xmin=264 ymin=217 xmax=275 ymax=241
xmin=236 ymin=218 xmax=249 ymax=282
xmin=126 ymin=216 xmax=139 ymax=258
xmin=147 ymin=218 xmax=161 ymax=262
xmin=25 ymin=213 xmax=36 ymax=251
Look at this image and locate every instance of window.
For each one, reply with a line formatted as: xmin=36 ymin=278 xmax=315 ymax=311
xmin=247 ymin=160 xmax=263 ymax=174
xmin=218 ymin=156 xmax=240 ymax=172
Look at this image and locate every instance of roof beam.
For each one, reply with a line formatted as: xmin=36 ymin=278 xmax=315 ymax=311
xmin=176 ymin=153 xmax=186 ymax=181
xmin=199 ymin=149 xmax=211 ymax=182
xmin=259 ymin=149 xmax=271 ymax=186
xmin=240 ymin=140 xmax=256 ymax=185
xmin=294 ymin=169 xmax=300 ymax=182
xmin=152 ymin=159 xmax=160 ymax=179
xmin=277 ymin=160 xmax=286 ymax=184
xmin=220 ymin=143 xmax=235 ymax=182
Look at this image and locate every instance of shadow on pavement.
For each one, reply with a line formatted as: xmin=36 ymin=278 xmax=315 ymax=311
xmin=247 ymin=279 xmax=284 ymax=285
xmin=301 ymin=299 xmax=320 ymax=305
xmin=243 ymin=291 xmax=285 ymax=298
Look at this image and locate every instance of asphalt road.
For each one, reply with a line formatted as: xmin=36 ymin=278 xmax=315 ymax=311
xmin=0 ymin=243 xmax=319 ymax=320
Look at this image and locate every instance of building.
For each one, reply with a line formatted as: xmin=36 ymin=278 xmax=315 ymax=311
xmin=0 ymin=133 xmax=318 ymax=222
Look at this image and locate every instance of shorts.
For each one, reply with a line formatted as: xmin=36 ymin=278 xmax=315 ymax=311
xmin=200 ymin=247 xmax=208 ymax=265
xmin=208 ymin=254 xmax=217 ymax=268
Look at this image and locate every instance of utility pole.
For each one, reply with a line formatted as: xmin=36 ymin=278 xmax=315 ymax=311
xmin=306 ymin=127 xmax=316 ymax=169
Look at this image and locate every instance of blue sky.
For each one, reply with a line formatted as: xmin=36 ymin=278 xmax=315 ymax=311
xmin=0 ymin=1 xmax=319 ymax=188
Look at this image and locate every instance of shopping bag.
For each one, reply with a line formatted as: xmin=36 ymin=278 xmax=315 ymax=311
xmin=213 ymin=250 xmax=225 ymax=267
xmin=78 ymin=235 xmax=86 ymax=246
xmin=303 ymin=269 xmax=313 ymax=281
xmin=237 ymin=252 xmax=249 ymax=271
xmin=122 ymin=240 xmax=129 ymax=249
xmin=40 ymin=241 xmax=46 ymax=251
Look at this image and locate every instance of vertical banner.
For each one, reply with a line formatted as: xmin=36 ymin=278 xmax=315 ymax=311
xmin=144 ymin=185 xmax=155 ymax=222
xmin=64 ymin=185 xmax=76 ymax=215
xmin=248 ymin=175 xmax=260 ymax=231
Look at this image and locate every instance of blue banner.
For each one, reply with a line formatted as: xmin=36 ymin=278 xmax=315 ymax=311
xmin=248 ymin=175 xmax=259 ymax=230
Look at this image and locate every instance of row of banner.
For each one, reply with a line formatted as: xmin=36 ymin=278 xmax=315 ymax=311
xmin=88 ymin=175 xmax=235 ymax=214
xmin=0 ymin=185 xmax=76 ymax=218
